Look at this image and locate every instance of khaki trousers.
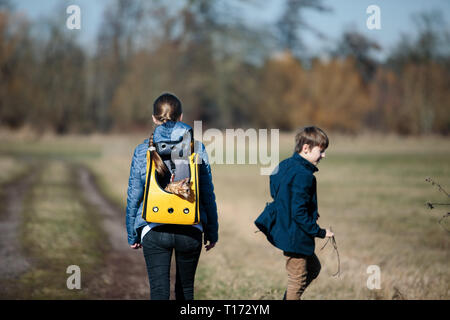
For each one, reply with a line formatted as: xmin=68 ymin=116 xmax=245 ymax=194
xmin=284 ymin=252 xmax=321 ymax=300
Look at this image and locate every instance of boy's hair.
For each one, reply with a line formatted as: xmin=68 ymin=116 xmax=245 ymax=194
xmin=294 ymin=126 xmax=329 ymax=153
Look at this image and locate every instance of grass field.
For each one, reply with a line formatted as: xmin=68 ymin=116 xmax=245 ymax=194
xmin=19 ymin=161 xmax=106 ymax=299
xmin=0 ymin=132 xmax=449 ymax=299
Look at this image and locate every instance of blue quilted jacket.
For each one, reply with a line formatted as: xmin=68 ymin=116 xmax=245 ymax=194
xmin=125 ymin=121 xmax=219 ymax=245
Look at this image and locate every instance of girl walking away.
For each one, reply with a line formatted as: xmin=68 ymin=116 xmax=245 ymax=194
xmin=255 ymin=126 xmax=334 ymax=300
xmin=125 ymin=92 xmax=219 ymax=300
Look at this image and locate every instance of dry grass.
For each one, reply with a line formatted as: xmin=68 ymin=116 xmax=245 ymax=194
xmin=1 ymin=132 xmax=449 ymax=299
xmin=79 ymin=133 xmax=449 ymax=300
xmin=0 ymin=156 xmax=28 ymax=185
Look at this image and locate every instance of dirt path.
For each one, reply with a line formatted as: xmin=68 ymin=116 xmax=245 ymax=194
xmin=0 ymin=160 xmax=176 ymax=299
xmin=76 ymin=166 xmax=150 ymax=299
xmin=76 ymin=165 xmax=177 ymax=299
xmin=0 ymin=168 xmax=35 ymax=283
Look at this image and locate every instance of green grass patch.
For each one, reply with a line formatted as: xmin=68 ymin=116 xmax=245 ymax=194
xmin=12 ymin=161 xmax=107 ymax=299
xmin=0 ymin=156 xmax=30 ymax=186
xmin=0 ymin=139 xmax=101 ymax=161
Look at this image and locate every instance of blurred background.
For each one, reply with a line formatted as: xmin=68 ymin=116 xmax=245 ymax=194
xmin=1 ymin=0 xmax=449 ymax=134
xmin=0 ymin=0 xmax=449 ymax=300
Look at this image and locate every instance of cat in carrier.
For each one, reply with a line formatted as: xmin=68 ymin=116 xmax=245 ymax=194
xmin=142 ymin=124 xmax=200 ymax=225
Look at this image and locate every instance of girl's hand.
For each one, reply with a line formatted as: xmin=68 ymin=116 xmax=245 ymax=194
xmin=205 ymin=241 xmax=216 ymax=251
xmin=325 ymin=229 xmax=334 ymax=238
xmin=130 ymin=243 xmax=142 ymax=249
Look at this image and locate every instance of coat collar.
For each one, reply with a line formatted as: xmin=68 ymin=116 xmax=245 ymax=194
xmin=153 ymin=121 xmax=193 ymax=144
xmin=292 ymin=152 xmax=318 ymax=173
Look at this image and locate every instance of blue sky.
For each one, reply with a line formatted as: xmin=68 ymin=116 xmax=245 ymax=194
xmin=12 ymin=0 xmax=450 ymax=59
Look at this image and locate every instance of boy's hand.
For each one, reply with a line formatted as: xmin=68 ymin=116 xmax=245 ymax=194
xmin=130 ymin=243 xmax=142 ymax=249
xmin=325 ymin=229 xmax=334 ymax=238
xmin=205 ymin=241 xmax=216 ymax=251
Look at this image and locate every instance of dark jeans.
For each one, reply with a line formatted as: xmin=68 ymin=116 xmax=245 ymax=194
xmin=142 ymin=225 xmax=202 ymax=300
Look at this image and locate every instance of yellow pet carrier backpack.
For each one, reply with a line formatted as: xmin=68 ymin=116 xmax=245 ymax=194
xmin=142 ymin=128 xmax=200 ymax=225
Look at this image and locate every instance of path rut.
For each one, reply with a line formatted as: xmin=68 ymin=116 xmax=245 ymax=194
xmin=76 ymin=166 xmax=149 ymax=299
xmin=0 ymin=170 xmax=35 ymax=281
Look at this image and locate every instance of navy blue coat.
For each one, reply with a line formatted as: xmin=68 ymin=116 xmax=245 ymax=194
xmin=255 ymin=152 xmax=326 ymax=256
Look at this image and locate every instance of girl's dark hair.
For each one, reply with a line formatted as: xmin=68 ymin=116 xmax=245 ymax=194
xmin=153 ymin=92 xmax=182 ymax=123
xmin=294 ymin=126 xmax=329 ymax=153
xmin=149 ymin=93 xmax=183 ymax=176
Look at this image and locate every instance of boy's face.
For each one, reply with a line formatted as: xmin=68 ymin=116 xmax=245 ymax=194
xmin=300 ymin=145 xmax=326 ymax=166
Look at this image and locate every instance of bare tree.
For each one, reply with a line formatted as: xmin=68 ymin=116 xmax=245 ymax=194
xmin=90 ymin=0 xmax=148 ymax=131
xmin=276 ymin=0 xmax=331 ymax=58
xmin=333 ymin=30 xmax=381 ymax=83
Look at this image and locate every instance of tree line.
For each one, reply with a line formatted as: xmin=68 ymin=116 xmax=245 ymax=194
xmin=0 ymin=0 xmax=449 ymax=135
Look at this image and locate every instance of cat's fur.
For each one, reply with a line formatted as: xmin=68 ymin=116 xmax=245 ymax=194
xmin=164 ymin=177 xmax=194 ymax=202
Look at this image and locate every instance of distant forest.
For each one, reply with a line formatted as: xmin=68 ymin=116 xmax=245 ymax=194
xmin=1 ymin=0 xmax=449 ymax=135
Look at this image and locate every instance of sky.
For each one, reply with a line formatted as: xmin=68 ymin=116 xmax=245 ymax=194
xmin=11 ymin=0 xmax=450 ymax=60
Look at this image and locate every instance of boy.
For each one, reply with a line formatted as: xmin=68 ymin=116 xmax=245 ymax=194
xmin=255 ymin=126 xmax=333 ymax=300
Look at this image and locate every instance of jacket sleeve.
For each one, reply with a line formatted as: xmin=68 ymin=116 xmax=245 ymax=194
xmin=197 ymin=142 xmax=219 ymax=243
xmin=291 ymin=173 xmax=326 ymax=238
xmin=126 ymin=146 xmax=145 ymax=245
xmin=269 ymin=166 xmax=280 ymax=199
